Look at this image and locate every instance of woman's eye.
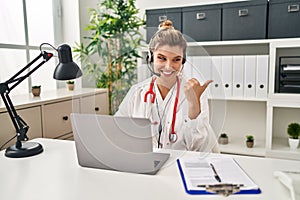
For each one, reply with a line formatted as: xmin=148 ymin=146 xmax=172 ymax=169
xmin=157 ymin=56 xmax=166 ymax=61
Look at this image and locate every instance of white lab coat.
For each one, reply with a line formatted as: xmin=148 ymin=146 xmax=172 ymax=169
xmin=115 ymin=76 xmax=219 ymax=153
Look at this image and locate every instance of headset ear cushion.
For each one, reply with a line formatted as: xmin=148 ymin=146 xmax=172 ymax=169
xmin=146 ymin=50 xmax=153 ymax=63
xmin=182 ymin=57 xmax=186 ymax=64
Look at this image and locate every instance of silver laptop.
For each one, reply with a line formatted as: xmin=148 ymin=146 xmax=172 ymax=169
xmin=70 ymin=113 xmax=170 ymax=175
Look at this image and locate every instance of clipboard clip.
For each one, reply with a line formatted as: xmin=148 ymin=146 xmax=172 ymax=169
xmin=198 ymin=183 xmax=244 ymax=196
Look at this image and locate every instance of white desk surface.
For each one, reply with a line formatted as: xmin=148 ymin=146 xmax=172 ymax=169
xmin=0 ymin=138 xmax=299 ymax=200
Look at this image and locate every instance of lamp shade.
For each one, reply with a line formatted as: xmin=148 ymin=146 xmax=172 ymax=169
xmin=53 ymin=44 xmax=82 ymax=80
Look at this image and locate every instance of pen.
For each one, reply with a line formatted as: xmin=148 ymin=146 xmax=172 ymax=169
xmin=210 ymin=163 xmax=221 ymax=182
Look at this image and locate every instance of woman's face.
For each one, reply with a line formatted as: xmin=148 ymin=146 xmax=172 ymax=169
xmin=153 ymin=45 xmax=184 ymax=86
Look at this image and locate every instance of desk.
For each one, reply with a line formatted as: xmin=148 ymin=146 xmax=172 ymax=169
xmin=0 ymin=138 xmax=299 ymax=200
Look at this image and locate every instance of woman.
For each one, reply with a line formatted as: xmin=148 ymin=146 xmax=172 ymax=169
xmin=115 ymin=20 xmax=219 ymax=152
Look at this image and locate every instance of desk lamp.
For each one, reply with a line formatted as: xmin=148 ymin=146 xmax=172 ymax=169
xmin=0 ymin=43 xmax=82 ymax=158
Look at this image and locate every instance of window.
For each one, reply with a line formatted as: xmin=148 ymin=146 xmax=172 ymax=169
xmin=0 ymin=0 xmax=61 ymax=95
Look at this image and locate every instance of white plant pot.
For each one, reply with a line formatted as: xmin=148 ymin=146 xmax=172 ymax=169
xmin=288 ymin=138 xmax=299 ymax=150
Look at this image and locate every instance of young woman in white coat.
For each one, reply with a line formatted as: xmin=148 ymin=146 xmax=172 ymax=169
xmin=115 ymin=20 xmax=219 ymax=153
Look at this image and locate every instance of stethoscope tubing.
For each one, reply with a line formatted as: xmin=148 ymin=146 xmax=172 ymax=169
xmin=144 ymin=76 xmax=180 ymax=144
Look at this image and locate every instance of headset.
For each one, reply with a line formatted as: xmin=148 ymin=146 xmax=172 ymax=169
xmin=146 ymin=28 xmax=186 ymax=77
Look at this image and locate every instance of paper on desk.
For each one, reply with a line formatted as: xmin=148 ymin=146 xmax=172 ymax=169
xmin=178 ymin=156 xmax=259 ymax=192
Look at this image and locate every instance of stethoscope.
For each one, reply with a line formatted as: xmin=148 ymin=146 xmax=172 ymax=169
xmin=144 ymin=75 xmax=180 ymax=146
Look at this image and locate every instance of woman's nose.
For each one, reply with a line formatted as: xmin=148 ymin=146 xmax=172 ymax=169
xmin=165 ymin=60 xmax=172 ymax=69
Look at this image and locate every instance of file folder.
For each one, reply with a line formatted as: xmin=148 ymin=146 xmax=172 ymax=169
xmin=183 ymin=56 xmax=193 ymax=79
xmin=244 ymin=56 xmax=256 ymax=98
xmin=192 ymin=56 xmax=212 ymax=83
xmin=177 ymin=156 xmax=261 ymax=195
xmin=221 ymin=56 xmax=233 ymax=98
xmin=211 ymin=56 xmax=223 ymax=98
xmin=232 ymin=56 xmax=244 ymax=98
xmin=256 ymin=55 xmax=269 ymax=99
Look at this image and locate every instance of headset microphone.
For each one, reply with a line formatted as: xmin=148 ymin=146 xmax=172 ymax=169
xmin=146 ymin=50 xmax=161 ymax=77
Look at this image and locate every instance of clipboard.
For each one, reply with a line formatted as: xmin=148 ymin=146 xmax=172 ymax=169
xmin=177 ymin=156 xmax=261 ymax=196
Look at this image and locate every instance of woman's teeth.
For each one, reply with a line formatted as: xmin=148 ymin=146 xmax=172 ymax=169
xmin=161 ymin=71 xmax=174 ymax=76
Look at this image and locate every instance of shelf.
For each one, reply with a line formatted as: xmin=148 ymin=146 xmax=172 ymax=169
xmin=209 ymin=96 xmax=267 ymax=102
xmin=187 ymin=38 xmax=300 ymax=47
xmin=219 ymin=137 xmax=266 ymax=157
xmin=266 ymin=138 xmax=300 ymax=160
xmin=268 ymin=97 xmax=300 ymax=108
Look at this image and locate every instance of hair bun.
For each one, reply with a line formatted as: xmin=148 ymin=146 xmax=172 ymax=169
xmin=159 ymin=20 xmax=174 ymax=30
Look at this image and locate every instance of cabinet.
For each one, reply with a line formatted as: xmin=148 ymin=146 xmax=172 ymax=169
xmin=80 ymin=93 xmax=109 ymax=114
xmin=0 ymin=106 xmax=42 ymax=149
xmin=0 ymin=88 xmax=109 ymax=149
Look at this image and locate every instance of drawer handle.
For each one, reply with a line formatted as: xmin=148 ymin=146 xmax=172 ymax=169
xmin=62 ymin=116 xmax=69 ymax=121
xmin=196 ymin=12 xmax=206 ymax=20
xmin=158 ymin=15 xmax=167 ymax=22
xmin=288 ymin=4 xmax=299 ymax=12
xmin=95 ymin=107 xmax=100 ymax=111
xmin=238 ymin=9 xmax=248 ymax=17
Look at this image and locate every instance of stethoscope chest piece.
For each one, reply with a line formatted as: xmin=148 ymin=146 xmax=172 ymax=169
xmin=169 ymin=132 xmax=178 ymax=143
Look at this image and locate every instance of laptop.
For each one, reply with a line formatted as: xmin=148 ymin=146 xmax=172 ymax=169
xmin=70 ymin=113 xmax=170 ymax=175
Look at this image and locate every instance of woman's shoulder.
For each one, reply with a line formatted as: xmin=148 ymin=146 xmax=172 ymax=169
xmin=129 ymin=77 xmax=152 ymax=92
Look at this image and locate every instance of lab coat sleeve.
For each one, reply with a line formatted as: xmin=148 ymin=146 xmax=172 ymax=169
xmin=115 ymin=86 xmax=136 ymax=117
xmin=182 ymin=92 xmax=220 ymax=153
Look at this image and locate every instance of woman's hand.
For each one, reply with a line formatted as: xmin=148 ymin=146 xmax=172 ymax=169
xmin=184 ymin=78 xmax=213 ymax=119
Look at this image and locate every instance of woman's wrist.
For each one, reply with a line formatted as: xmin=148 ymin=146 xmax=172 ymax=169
xmin=188 ymin=101 xmax=201 ymax=119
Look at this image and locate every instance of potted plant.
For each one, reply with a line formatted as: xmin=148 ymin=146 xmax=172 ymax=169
xmin=218 ymin=133 xmax=229 ymax=145
xmin=287 ymin=122 xmax=300 ymax=150
xmin=246 ymin=135 xmax=254 ymax=148
xmin=31 ymin=85 xmax=41 ymax=97
xmin=66 ymin=80 xmax=75 ymax=91
xmin=74 ymin=0 xmax=145 ymax=114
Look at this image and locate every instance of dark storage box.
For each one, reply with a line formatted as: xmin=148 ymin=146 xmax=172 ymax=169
xmin=268 ymin=0 xmax=300 ymax=39
xmin=222 ymin=0 xmax=268 ymax=41
xmin=182 ymin=4 xmax=222 ymax=42
xmin=146 ymin=8 xmax=182 ymax=43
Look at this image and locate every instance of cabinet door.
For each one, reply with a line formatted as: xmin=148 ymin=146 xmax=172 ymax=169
xmin=80 ymin=93 xmax=109 ymax=115
xmin=0 ymin=106 xmax=42 ymax=149
xmin=43 ymin=99 xmax=79 ymax=139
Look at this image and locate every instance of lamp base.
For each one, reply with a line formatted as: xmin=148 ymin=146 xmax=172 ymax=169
xmin=5 ymin=142 xmax=43 ymax=158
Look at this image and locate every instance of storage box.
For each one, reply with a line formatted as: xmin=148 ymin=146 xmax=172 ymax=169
xmin=182 ymin=4 xmax=222 ymax=42
xmin=268 ymin=0 xmax=300 ymax=39
xmin=146 ymin=8 xmax=182 ymax=43
xmin=222 ymin=0 xmax=268 ymax=41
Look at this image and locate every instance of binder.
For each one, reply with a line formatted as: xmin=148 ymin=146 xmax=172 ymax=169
xmin=244 ymin=56 xmax=256 ymax=98
xmin=177 ymin=156 xmax=261 ymax=195
xmin=221 ymin=56 xmax=233 ymax=98
xmin=183 ymin=56 xmax=193 ymax=80
xmin=232 ymin=56 xmax=244 ymax=98
xmin=192 ymin=56 xmax=212 ymax=84
xmin=211 ymin=56 xmax=223 ymax=98
xmin=256 ymin=55 xmax=269 ymax=99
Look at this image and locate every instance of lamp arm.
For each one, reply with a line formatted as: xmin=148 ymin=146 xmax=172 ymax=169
xmin=0 ymin=51 xmax=53 ymax=149
xmin=6 ymin=52 xmax=53 ymax=92
xmin=0 ymin=93 xmax=28 ymax=148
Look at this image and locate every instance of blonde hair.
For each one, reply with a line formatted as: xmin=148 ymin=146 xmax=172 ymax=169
xmin=149 ymin=20 xmax=187 ymax=59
